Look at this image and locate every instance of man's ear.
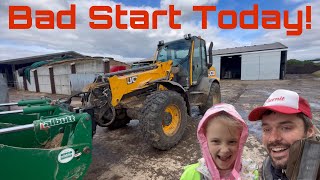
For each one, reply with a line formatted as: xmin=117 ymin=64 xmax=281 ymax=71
xmin=307 ymin=126 xmax=315 ymax=138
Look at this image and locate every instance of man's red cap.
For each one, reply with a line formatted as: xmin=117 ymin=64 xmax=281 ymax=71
xmin=248 ymin=89 xmax=312 ymax=121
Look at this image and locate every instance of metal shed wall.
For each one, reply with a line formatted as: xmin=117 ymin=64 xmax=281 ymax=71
xmin=241 ymin=51 xmax=281 ymax=80
xmin=258 ymin=51 xmax=281 ymax=80
xmin=212 ymin=50 xmax=282 ymax=80
xmin=241 ymin=53 xmax=260 ymax=80
xmin=212 ymin=56 xmax=221 ymax=79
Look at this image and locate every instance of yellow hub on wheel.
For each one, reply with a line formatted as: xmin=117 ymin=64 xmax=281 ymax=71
xmin=162 ymin=105 xmax=181 ymax=136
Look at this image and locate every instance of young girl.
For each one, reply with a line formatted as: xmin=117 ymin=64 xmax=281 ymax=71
xmin=180 ymin=103 xmax=257 ymax=180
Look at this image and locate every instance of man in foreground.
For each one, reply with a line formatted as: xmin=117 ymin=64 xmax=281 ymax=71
xmin=248 ymin=89 xmax=320 ymax=179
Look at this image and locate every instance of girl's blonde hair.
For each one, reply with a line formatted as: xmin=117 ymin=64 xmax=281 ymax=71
xmin=205 ymin=111 xmax=243 ymax=133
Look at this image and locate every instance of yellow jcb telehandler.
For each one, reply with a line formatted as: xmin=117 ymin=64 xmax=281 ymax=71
xmin=84 ymin=34 xmax=221 ymax=150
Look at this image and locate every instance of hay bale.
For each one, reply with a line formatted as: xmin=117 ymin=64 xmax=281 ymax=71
xmin=44 ymin=133 xmax=64 ymax=149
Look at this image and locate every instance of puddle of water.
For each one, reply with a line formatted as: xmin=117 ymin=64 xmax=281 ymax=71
xmin=191 ymin=106 xmax=202 ymax=119
xmin=234 ymin=105 xmax=263 ymax=142
xmin=250 ymin=89 xmax=271 ymax=96
xmin=128 ymin=120 xmax=139 ymax=126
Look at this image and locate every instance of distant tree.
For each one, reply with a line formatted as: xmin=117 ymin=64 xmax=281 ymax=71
xmin=286 ymin=59 xmax=320 ymax=74
xmin=287 ymin=59 xmax=305 ymax=65
xmin=304 ymin=60 xmax=315 ymax=65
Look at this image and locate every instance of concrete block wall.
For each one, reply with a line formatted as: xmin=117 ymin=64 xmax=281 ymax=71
xmin=15 ymin=71 xmax=24 ymax=90
xmin=53 ymin=64 xmax=72 ymax=95
xmin=27 ymin=70 xmax=36 ymax=92
xmin=70 ymin=60 xmax=104 ymax=94
xmin=14 ymin=70 xmax=37 ymax=92
xmin=0 ymin=74 xmax=9 ymax=110
xmin=13 ymin=58 xmax=128 ymax=95
xmin=76 ymin=60 xmax=104 ymax=74
xmin=37 ymin=66 xmax=51 ymax=93
xmin=15 ymin=70 xmax=38 ymax=92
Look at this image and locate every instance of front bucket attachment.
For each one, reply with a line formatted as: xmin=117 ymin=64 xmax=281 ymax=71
xmin=0 ymin=101 xmax=92 ymax=180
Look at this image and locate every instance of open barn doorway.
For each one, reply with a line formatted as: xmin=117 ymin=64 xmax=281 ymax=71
xmin=220 ymin=55 xmax=242 ymax=79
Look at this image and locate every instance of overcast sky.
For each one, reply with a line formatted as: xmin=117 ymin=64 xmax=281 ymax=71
xmin=0 ymin=0 xmax=319 ymax=62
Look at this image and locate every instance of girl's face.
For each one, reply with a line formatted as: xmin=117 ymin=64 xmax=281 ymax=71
xmin=206 ymin=119 xmax=242 ymax=171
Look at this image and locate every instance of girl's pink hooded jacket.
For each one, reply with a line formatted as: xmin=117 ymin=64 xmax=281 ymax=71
xmin=197 ymin=103 xmax=249 ymax=180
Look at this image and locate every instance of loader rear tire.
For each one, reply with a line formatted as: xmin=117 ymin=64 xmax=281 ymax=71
xmin=199 ymin=82 xmax=221 ymax=115
xmin=141 ymin=91 xmax=187 ymax=150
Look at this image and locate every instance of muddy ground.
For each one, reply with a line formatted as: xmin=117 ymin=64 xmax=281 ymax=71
xmin=7 ymin=74 xmax=320 ymax=180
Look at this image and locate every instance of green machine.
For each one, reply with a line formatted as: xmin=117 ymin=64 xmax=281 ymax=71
xmin=0 ymin=97 xmax=94 ymax=180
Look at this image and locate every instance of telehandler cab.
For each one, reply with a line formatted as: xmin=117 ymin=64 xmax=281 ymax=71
xmin=84 ymin=34 xmax=221 ymax=150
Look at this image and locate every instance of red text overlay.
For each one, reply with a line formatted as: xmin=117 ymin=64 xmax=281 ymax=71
xmin=8 ymin=4 xmax=312 ymax=36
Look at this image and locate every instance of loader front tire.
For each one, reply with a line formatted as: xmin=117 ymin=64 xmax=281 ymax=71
xmin=199 ymin=82 xmax=221 ymax=115
xmin=141 ymin=91 xmax=187 ymax=150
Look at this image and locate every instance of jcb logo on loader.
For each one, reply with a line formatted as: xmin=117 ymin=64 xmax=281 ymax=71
xmin=127 ymin=76 xmax=137 ymax=84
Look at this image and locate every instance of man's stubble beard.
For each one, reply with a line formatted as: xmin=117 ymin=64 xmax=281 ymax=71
xmin=270 ymin=156 xmax=287 ymax=169
xmin=268 ymin=134 xmax=308 ymax=170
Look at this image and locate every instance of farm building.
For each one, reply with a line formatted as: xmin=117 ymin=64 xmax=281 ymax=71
xmin=212 ymin=42 xmax=288 ymax=80
xmin=0 ymin=51 xmax=83 ymax=87
xmin=0 ymin=51 xmax=129 ymax=95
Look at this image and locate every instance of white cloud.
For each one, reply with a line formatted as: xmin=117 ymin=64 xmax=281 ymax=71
xmin=0 ymin=0 xmax=226 ymax=62
xmin=284 ymin=0 xmax=309 ymax=4
xmin=0 ymin=43 xmax=55 ymax=60
xmin=251 ymin=0 xmax=320 ymax=60
xmin=0 ymin=0 xmax=318 ymax=63
xmin=160 ymin=0 xmax=218 ymax=17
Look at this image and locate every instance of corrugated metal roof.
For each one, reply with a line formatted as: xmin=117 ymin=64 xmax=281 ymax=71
xmin=44 ymin=57 xmax=129 ymax=66
xmin=0 ymin=51 xmax=84 ymax=65
xmin=212 ymin=42 xmax=287 ymax=56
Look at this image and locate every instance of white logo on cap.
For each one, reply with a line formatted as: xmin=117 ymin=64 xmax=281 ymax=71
xmin=266 ymin=96 xmax=285 ymax=103
xmin=264 ymin=89 xmax=299 ymax=109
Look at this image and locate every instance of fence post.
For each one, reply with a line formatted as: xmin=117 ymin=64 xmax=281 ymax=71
xmin=33 ymin=70 xmax=40 ymax=92
xmin=49 ymin=66 xmax=56 ymax=94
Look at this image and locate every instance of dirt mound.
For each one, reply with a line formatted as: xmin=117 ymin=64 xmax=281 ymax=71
xmin=312 ymin=70 xmax=320 ymax=77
